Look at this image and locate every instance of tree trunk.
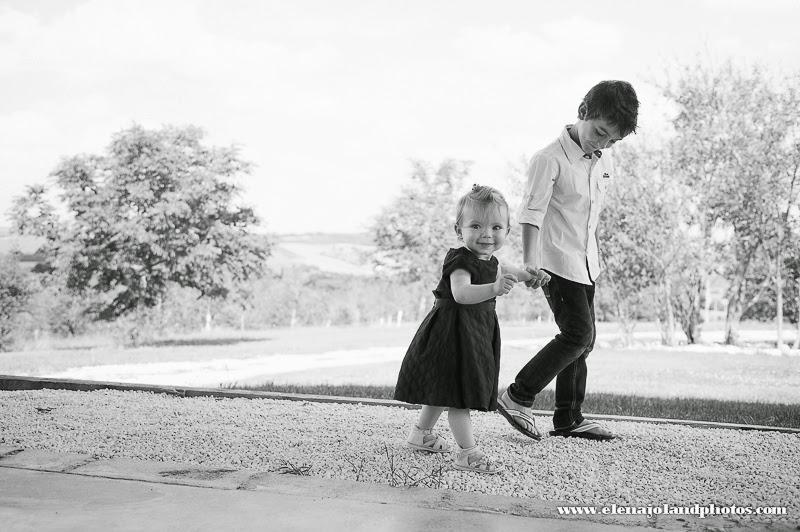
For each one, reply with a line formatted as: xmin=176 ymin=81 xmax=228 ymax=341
xmin=794 ymin=316 xmax=800 ymax=350
xmin=608 ymin=279 xmax=635 ymax=346
xmin=794 ymin=279 xmax=800 ymax=350
xmin=724 ymin=263 xmax=750 ymax=345
xmin=724 ymin=296 xmax=743 ymax=345
xmin=776 ymin=244 xmax=783 ymax=351
xmin=660 ymin=280 xmax=676 ymax=346
xmin=703 ymin=271 xmax=712 ymax=324
xmin=156 ymin=295 xmax=163 ymax=333
xmin=615 ymin=299 xmax=635 ymax=347
xmin=677 ymin=275 xmax=704 ymax=344
xmin=128 ymin=306 xmax=148 ymax=347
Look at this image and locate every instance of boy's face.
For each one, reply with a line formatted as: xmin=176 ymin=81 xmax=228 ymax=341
xmin=575 ymin=116 xmax=624 ymax=154
xmin=455 ymin=204 xmax=510 ymax=260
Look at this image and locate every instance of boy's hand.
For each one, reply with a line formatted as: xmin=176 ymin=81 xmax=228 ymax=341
xmin=494 ymin=273 xmax=518 ymax=296
xmin=524 ymin=265 xmax=551 ymax=289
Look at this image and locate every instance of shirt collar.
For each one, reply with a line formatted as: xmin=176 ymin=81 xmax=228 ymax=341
xmin=559 ymin=125 xmax=602 ymax=163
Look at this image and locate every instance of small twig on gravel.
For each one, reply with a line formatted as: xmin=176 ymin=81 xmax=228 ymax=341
xmin=383 ymin=443 xmax=399 ymax=487
xmin=424 ymin=463 xmax=445 ymax=490
xmin=344 ymin=455 xmax=366 ymax=482
xmin=382 ymin=443 xmax=446 ymax=488
xmin=273 ymin=459 xmax=312 ymax=476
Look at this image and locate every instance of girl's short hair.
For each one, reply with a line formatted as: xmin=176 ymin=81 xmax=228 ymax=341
xmin=582 ymin=80 xmax=639 ymax=137
xmin=455 ymin=184 xmax=510 ymax=226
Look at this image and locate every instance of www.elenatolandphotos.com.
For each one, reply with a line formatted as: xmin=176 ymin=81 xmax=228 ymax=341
xmin=557 ymin=504 xmax=787 ymax=519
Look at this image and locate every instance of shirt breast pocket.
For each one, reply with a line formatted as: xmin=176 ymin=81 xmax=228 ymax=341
xmin=557 ymin=170 xmax=584 ymax=201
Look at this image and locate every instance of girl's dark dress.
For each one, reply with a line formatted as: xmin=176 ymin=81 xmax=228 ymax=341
xmin=393 ymin=247 xmax=501 ymax=412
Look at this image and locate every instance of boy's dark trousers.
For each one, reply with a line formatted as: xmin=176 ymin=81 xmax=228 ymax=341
xmin=507 ymin=271 xmax=596 ymax=430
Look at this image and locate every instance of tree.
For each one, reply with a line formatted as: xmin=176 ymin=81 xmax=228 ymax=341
xmin=744 ymin=230 xmax=800 ymax=349
xmin=0 ymin=255 xmax=32 ymax=351
xmin=11 ymin=124 xmax=269 ymax=323
xmin=370 ymin=159 xmax=472 ymax=322
xmin=662 ymin=61 xmax=800 ymax=344
xmin=599 ymin=143 xmax=677 ymax=345
xmin=787 ymin=251 xmax=800 ymax=349
xmin=775 ymin=142 xmax=800 ymax=349
xmin=371 ymin=159 xmax=471 ymax=287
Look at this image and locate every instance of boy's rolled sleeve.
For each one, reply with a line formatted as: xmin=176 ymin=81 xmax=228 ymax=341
xmin=517 ymin=154 xmax=558 ymax=228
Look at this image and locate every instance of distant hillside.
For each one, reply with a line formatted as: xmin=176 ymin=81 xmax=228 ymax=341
xmin=269 ymin=233 xmax=375 ymax=276
xmin=276 ymin=233 xmax=373 ymax=246
xmin=0 ymin=228 xmax=45 ymax=263
xmin=0 ymin=228 xmax=375 ymax=277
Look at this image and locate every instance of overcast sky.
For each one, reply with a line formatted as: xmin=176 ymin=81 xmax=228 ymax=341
xmin=2 ymin=0 xmax=798 ymax=234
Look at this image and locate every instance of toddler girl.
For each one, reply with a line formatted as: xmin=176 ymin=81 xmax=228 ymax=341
xmin=394 ymin=185 xmax=532 ymax=474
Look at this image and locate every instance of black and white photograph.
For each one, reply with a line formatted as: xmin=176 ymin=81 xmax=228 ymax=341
xmin=1 ymin=1 xmax=798 ymax=530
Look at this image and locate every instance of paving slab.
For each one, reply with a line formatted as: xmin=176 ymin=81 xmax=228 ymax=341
xmin=0 ymin=466 xmax=649 ymax=532
xmin=72 ymin=456 xmax=258 ymax=490
xmin=0 ymin=449 xmax=94 ymax=472
xmin=246 ymin=472 xmax=613 ymax=524
xmin=2 ymin=448 xmax=786 ymax=531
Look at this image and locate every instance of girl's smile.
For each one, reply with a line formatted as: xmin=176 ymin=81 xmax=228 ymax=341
xmin=455 ymin=204 xmax=510 ymax=260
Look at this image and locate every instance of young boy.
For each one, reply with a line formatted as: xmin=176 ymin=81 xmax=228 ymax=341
xmin=497 ymin=80 xmax=639 ymax=441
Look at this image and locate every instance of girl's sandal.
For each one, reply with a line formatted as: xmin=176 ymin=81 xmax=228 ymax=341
xmin=407 ymin=426 xmax=451 ymax=453
xmin=453 ymin=446 xmax=504 ymax=474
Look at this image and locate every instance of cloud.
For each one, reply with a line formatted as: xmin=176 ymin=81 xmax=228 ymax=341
xmin=699 ymin=0 xmax=798 ymax=12
xmin=2 ymin=1 xmax=798 ymax=232
xmin=0 ymin=6 xmax=40 ymax=39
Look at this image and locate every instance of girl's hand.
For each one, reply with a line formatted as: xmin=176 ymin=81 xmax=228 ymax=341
xmin=516 ymin=269 xmax=535 ymax=283
xmin=494 ymin=273 xmax=518 ymax=296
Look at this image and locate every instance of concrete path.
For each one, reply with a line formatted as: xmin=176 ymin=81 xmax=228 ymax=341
xmin=0 ymin=448 xmax=656 ymax=532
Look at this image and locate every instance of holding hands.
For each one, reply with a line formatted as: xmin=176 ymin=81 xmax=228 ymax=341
xmin=523 ymin=265 xmax=551 ymax=289
xmin=491 ymin=263 xmax=550 ymax=297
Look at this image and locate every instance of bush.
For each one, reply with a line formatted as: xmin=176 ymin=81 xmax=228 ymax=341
xmin=0 ymin=256 xmax=32 ymax=351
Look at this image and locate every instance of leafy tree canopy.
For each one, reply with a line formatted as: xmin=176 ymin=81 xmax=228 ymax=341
xmin=661 ymin=61 xmax=800 ymax=342
xmin=11 ymin=124 xmax=269 ymax=320
xmin=371 ymin=160 xmax=470 ymax=286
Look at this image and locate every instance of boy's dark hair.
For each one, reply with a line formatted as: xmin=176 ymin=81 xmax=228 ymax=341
xmin=580 ymin=80 xmax=639 ymax=137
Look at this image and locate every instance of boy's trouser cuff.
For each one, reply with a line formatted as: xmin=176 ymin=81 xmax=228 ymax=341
xmin=553 ymin=413 xmax=585 ymax=431
xmin=507 ymin=384 xmax=535 ymax=408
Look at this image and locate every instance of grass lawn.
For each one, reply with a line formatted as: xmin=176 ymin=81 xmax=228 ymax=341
xmin=2 ymin=322 xmax=798 ymax=427
xmin=227 ymin=382 xmax=800 ymax=429
xmin=0 ymin=326 xmax=421 ymax=375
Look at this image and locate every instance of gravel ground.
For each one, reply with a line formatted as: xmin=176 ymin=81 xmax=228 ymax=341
xmin=1 ymin=389 xmax=798 ymax=528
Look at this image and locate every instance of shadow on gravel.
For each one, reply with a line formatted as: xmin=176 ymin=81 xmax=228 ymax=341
xmin=159 ymin=468 xmax=237 ymax=480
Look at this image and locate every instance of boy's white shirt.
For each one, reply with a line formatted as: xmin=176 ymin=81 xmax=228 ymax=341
xmin=517 ymin=126 xmax=614 ymax=285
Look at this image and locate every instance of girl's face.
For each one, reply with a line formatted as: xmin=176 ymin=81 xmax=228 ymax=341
xmin=455 ymin=203 xmax=510 ymax=260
